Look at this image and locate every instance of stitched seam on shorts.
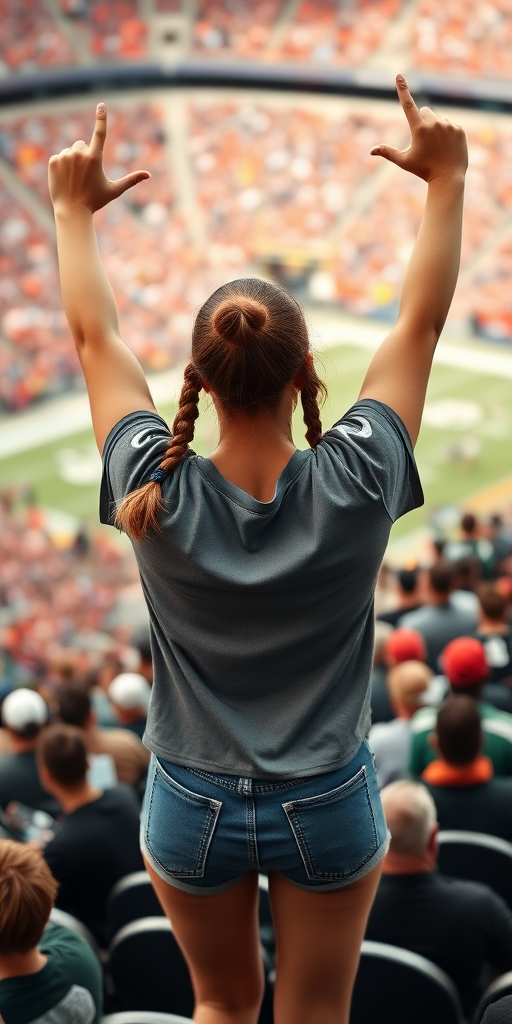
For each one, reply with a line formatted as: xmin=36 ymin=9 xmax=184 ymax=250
xmin=185 ymin=767 xmax=239 ymax=792
xmin=145 ymin=764 xmax=222 ymax=878
xmin=282 ymin=768 xmax=379 ymax=881
xmin=245 ymin=786 xmax=260 ymax=870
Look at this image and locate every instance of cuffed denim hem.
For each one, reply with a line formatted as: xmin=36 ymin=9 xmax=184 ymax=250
xmin=281 ymin=827 xmax=390 ymax=892
xmin=140 ymin=831 xmax=247 ymax=895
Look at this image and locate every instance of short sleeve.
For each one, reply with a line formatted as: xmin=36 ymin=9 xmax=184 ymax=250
xmin=321 ymin=399 xmax=423 ymax=522
xmin=99 ymin=411 xmax=172 ymax=526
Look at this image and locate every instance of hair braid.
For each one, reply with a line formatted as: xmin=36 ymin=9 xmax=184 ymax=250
xmin=300 ymin=357 xmax=326 ymax=447
xmin=115 ymin=362 xmax=202 ymax=542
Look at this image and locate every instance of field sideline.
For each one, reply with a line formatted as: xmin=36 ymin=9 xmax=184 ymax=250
xmin=2 ymin=313 xmax=512 ymax=560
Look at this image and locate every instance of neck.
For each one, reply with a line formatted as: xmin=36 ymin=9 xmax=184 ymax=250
xmin=478 ymin=620 xmax=508 ymax=635
xmin=0 ymin=948 xmax=47 ymax=981
xmin=428 ymin=592 xmax=451 ymax=606
xmin=209 ymin=396 xmax=297 ymax=503
xmin=8 ymin=734 xmax=37 ymax=755
xmin=53 ymin=782 xmax=102 ymax=815
xmin=383 ymin=851 xmax=435 ymax=875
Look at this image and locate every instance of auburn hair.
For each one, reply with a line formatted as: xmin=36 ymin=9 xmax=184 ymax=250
xmin=0 ymin=840 xmax=58 ymax=954
xmin=116 ymin=278 xmax=326 ymax=541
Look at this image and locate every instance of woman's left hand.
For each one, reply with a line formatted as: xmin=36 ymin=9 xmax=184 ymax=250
xmin=48 ymin=102 xmax=150 ymax=214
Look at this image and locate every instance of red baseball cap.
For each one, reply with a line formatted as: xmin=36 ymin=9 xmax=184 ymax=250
xmin=442 ymin=637 xmax=489 ymax=687
xmin=385 ymin=628 xmax=427 ymax=666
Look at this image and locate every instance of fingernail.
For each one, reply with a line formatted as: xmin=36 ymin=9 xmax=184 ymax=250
xmin=396 ymin=74 xmax=405 ymax=83
xmin=97 ymin=102 xmax=105 ymax=114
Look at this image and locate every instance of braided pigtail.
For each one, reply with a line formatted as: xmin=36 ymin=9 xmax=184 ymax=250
xmin=300 ymin=356 xmax=327 ymax=447
xmin=115 ymin=363 xmax=202 ymax=542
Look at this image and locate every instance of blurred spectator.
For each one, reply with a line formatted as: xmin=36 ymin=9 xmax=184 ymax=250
xmin=377 ymin=567 xmax=423 ymax=627
xmin=132 ymin=625 xmax=153 ymax=683
xmin=445 ymin=512 xmax=495 ymax=581
xmin=409 ymin=637 xmax=512 ymax=777
xmin=385 ymin=627 xmax=427 ymax=667
xmin=369 ymin=620 xmax=394 ymax=725
xmin=423 ymin=695 xmax=512 ymax=841
xmin=399 ymin=560 xmax=478 ymax=671
xmin=369 ymin=660 xmax=433 ymax=788
xmin=0 ymin=690 xmax=59 ymax=817
xmin=38 ymin=724 xmax=143 ymax=947
xmin=365 ymin=780 xmax=512 ymax=1021
xmin=56 ymin=685 xmax=149 ymax=786
xmin=0 ymin=839 xmax=103 ymax=1023
xmin=475 ymin=583 xmax=512 ymax=686
xmin=107 ymin=672 xmax=150 ymax=739
xmin=481 ymin=995 xmax=512 ymax=1023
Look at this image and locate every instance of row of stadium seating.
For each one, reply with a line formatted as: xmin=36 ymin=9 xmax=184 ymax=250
xmin=1 ymin=0 xmax=511 ymax=79
xmin=1 ymin=94 xmax=512 ymax=408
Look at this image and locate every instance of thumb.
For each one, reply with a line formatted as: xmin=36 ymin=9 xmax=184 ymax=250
xmin=110 ymin=170 xmax=150 ymax=199
xmin=370 ymin=145 xmax=407 ymax=168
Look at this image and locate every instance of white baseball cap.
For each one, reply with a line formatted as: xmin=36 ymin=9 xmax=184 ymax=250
xmin=108 ymin=673 xmax=151 ymax=711
xmin=2 ymin=689 xmax=49 ymax=732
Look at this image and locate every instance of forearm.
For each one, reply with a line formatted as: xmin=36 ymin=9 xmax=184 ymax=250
xmin=398 ymin=173 xmax=465 ymax=340
xmin=54 ymin=204 xmax=120 ymax=347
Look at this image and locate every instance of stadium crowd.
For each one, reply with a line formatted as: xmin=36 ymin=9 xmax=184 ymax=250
xmin=2 ymin=491 xmax=512 ymax=1019
xmin=4 ymin=0 xmax=512 ymax=78
xmin=2 ymin=94 xmax=512 ymax=410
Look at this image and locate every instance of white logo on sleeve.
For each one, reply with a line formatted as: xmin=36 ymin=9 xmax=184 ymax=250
xmin=131 ymin=428 xmax=162 ymax=449
xmin=334 ymin=416 xmax=372 ymax=440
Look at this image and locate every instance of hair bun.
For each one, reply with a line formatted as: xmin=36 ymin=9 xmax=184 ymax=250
xmin=213 ymin=297 xmax=267 ymax=344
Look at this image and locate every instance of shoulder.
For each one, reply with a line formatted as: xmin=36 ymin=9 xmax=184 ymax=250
xmin=100 ymin=410 xmax=173 ymax=525
xmin=481 ymin=704 xmax=512 ymax=741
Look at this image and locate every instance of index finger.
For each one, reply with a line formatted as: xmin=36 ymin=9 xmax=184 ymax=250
xmin=396 ymin=75 xmax=423 ymax=131
xmin=89 ymin=102 xmax=107 ymax=159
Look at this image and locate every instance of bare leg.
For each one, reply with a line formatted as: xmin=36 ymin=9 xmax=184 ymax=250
xmin=143 ymin=857 xmax=264 ymax=1024
xmin=269 ymin=862 xmax=383 ymax=1024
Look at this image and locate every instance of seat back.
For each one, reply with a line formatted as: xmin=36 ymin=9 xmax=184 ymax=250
xmin=107 ymin=871 xmax=163 ymax=940
xmin=438 ymin=831 xmax=512 ymax=910
xmin=109 ymin=918 xmax=194 ymax=1017
xmin=350 ymin=941 xmax=464 ymax=1024
xmin=101 ymin=1014 xmax=193 ymax=1024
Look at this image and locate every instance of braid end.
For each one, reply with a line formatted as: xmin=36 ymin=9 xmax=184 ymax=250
xmin=114 ymin=481 xmax=165 ymax=543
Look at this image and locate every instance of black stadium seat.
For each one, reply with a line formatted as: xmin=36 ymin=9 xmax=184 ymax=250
xmin=101 ymin=1015 xmax=193 ymax=1024
xmin=108 ymin=917 xmax=194 ymax=1017
xmin=437 ymin=831 xmax=512 ymax=911
xmin=107 ymin=871 xmax=163 ymax=941
xmin=350 ymin=941 xmax=465 ymax=1024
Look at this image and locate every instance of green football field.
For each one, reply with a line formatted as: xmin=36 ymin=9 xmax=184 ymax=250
xmin=1 ymin=337 xmax=512 ymax=557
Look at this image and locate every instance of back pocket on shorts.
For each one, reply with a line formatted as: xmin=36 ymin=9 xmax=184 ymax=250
xmin=145 ymin=759 xmax=222 ymax=878
xmin=282 ymin=765 xmax=378 ymax=882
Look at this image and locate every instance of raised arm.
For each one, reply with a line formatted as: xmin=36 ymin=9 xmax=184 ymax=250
xmin=48 ymin=104 xmax=157 ymax=454
xmin=357 ymin=75 xmax=468 ymax=446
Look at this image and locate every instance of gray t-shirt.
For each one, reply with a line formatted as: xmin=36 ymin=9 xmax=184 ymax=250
xmin=100 ymin=399 xmax=422 ymax=778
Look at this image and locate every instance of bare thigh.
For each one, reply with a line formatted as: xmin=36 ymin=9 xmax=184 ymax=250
xmin=269 ymin=861 xmax=383 ymax=1024
xmin=143 ymin=857 xmax=264 ymax=1024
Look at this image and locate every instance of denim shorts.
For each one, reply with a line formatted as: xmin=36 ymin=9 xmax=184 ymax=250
xmin=140 ymin=739 xmax=389 ymax=895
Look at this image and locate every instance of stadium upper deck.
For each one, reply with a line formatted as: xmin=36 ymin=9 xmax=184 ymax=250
xmin=1 ymin=0 xmax=510 ymax=84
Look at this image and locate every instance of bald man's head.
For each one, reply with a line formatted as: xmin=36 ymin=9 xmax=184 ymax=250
xmin=381 ymin=780 xmax=437 ymax=856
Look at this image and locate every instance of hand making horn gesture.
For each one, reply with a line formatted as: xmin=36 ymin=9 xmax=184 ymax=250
xmin=371 ymin=74 xmax=468 ymax=183
xmin=48 ymin=102 xmax=150 ymax=213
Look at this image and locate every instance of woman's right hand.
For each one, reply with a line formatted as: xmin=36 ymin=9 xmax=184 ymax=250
xmin=370 ymin=75 xmax=468 ymax=183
